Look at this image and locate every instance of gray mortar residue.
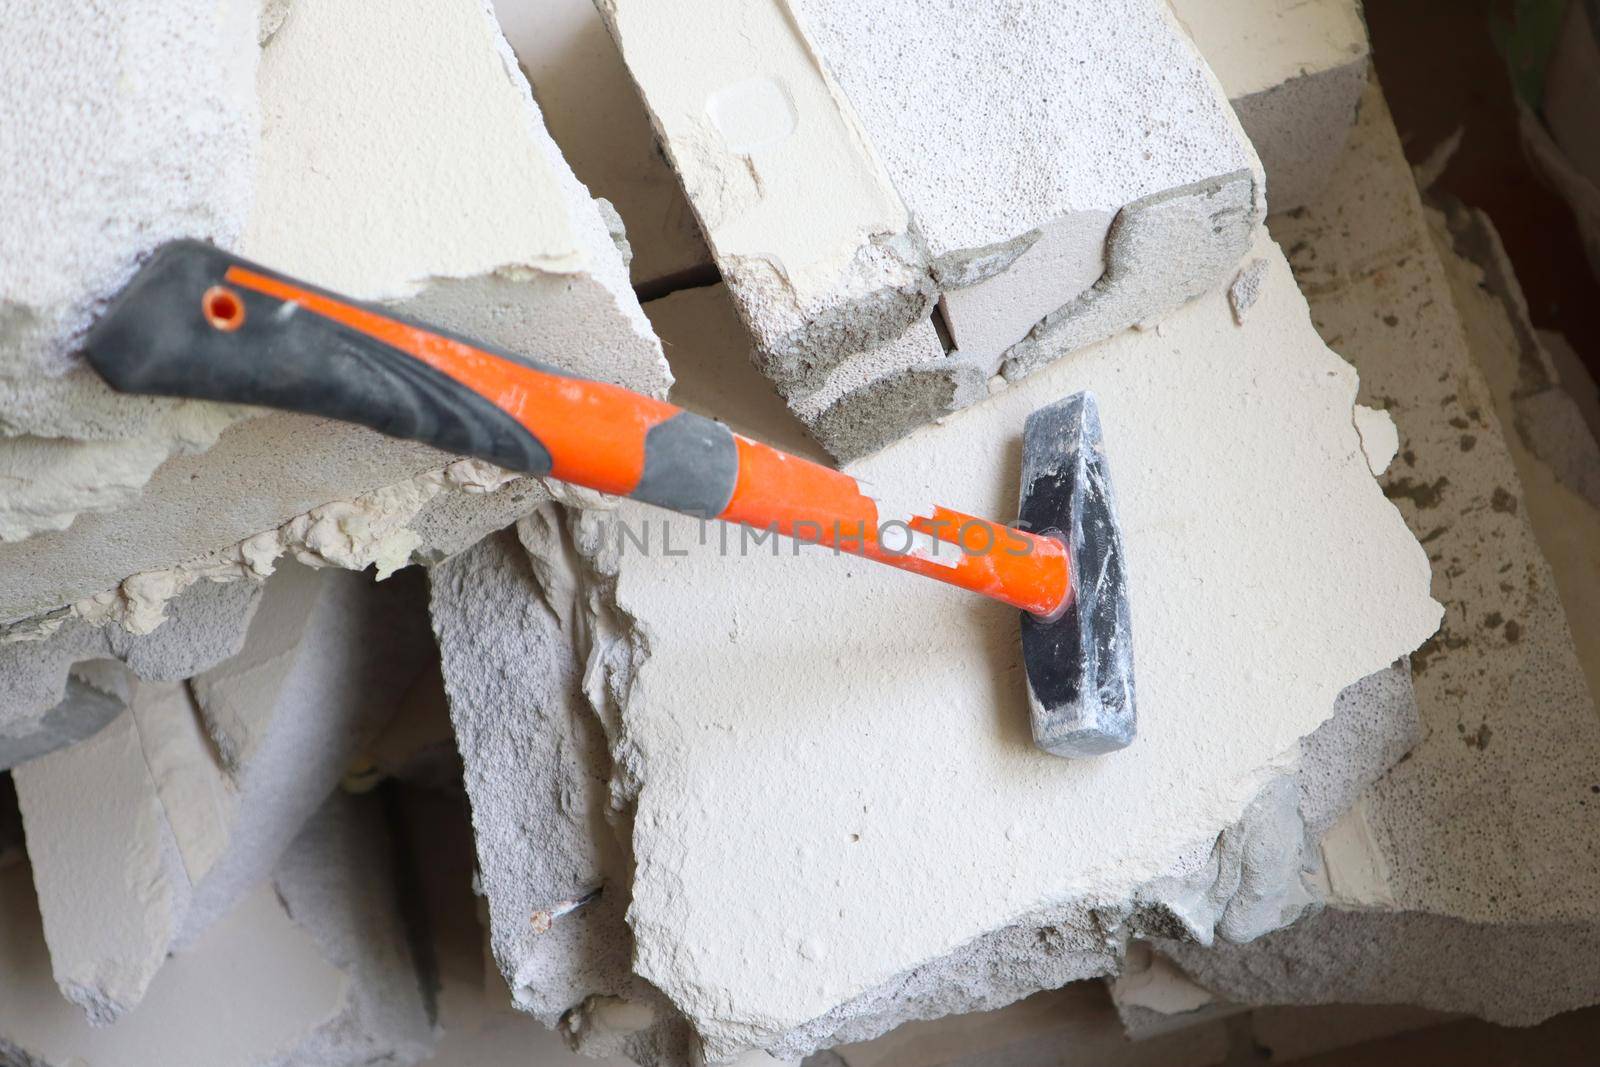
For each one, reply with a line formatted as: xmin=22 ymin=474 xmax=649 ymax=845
xmin=748 ymin=172 xmax=1263 ymax=460
xmin=428 ymin=527 xmax=633 ymax=1027
xmin=1000 ymin=172 xmax=1261 ymax=383
xmin=928 ymin=228 xmax=1046 ymax=291
xmin=1227 ymin=258 xmax=1270 ymax=326
xmin=736 ymin=230 xmax=939 ymax=401
xmin=805 ymin=359 xmax=987 ymax=463
xmin=1297 ymin=661 xmax=1419 ymax=840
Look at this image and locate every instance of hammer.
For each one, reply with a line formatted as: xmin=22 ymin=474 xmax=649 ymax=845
xmin=83 ymin=242 xmax=1135 ymax=757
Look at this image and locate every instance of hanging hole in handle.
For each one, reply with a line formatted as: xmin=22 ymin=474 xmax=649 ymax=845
xmin=202 ymin=285 xmax=246 ymax=332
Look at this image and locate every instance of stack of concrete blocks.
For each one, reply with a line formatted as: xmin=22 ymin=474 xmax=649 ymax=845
xmin=411 ymin=2 xmax=1457 ymax=1063
xmin=594 ymin=0 xmax=1266 ymax=459
xmin=0 ymin=0 xmax=669 ymax=678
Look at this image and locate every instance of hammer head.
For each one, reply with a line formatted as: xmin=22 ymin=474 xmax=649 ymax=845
xmin=1017 ymin=391 xmax=1136 ymax=757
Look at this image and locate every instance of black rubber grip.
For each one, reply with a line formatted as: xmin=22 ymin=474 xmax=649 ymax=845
xmin=84 ymin=240 xmax=554 ymax=475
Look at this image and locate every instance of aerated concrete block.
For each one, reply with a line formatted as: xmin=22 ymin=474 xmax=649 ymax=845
xmin=552 ymin=225 xmax=1437 ymax=1060
xmin=427 ymin=524 xmax=635 ymax=1027
xmin=0 ymin=0 xmax=669 ymax=635
xmin=11 ymin=564 xmax=432 ymax=1020
xmin=0 ymin=578 xmax=262 ymax=770
xmin=1170 ymin=0 xmax=1370 ymax=213
xmin=599 ymin=0 xmax=1262 ymax=458
xmin=11 ymin=689 xmax=197 ymax=1024
xmin=1154 ymin=78 xmax=1600 ymax=1028
xmin=0 ymin=793 xmax=433 ymax=1067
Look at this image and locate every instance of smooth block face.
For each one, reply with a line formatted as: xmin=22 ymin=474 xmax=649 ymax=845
xmin=598 ymin=233 xmax=1440 ymax=1057
xmin=1018 ymin=392 xmax=1136 ymax=757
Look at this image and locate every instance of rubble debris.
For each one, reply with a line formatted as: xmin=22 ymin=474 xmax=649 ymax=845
xmin=0 ymin=0 xmax=258 ymax=542
xmin=0 ymin=579 xmax=262 ymax=770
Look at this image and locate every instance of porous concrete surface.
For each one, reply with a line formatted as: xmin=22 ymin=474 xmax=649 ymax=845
xmin=645 ymin=282 xmax=968 ymax=466
xmin=1170 ymin=0 xmax=1369 ymax=213
xmin=1157 ymin=79 xmax=1600 ymax=1028
xmin=492 ymin=0 xmax=712 ymax=290
xmin=0 ymin=791 xmax=431 ymax=1067
xmin=600 ymin=0 xmax=1261 ymax=458
xmin=0 ymin=0 xmax=259 ymax=541
xmin=428 ymin=525 xmax=634 ymax=1027
xmin=550 ymin=226 xmax=1437 ymax=1059
xmin=0 ymin=578 xmax=261 ymax=770
xmin=9 ymin=564 xmax=430 ymax=1021
xmin=0 ymin=0 xmax=668 ymax=633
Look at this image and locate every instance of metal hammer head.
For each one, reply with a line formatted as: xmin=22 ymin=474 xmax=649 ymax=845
xmin=1017 ymin=391 xmax=1136 ymax=757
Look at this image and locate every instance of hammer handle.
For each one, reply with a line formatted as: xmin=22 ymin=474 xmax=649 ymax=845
xmin=86 ymin=242 xmax=1070 ymax=616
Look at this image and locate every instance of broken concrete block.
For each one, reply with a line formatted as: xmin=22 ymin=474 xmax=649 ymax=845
xmin=10 ymin=563 xmax=432 ymax=1020
xmin=0 ymin=0 xmax=669 ymax=636
xmin=1170 ymin=0 xmax=1369 ymax=213
xmin=562 ymin=223 xmax=1436 ymax=1058
xmin=1431 ymin=202 xmax=1600 ymax=708
xmin=428 ymin=525 xmax=632 ymax=1026
xmin=599 ymin=0 xmax=1262 ymax=457
xmin=0 ymin=0 xmax=255 ymax=385
xmin=0 ymin=0 xmax=259 ymax=542
xmin=174 ymin=563 xmax=434 ymax=947
xmin=11 ymin=689 xmax=196 ymax=1024
xmin=493 ymin=0 xmax=712 ymax=290
xmin=0 ymin=793 xmax=433 ymax=1066
xmin=0 ymin=577 xmax=261 ymax=770
xmin=1155 ymin=78 xmax=1600 ymax=1028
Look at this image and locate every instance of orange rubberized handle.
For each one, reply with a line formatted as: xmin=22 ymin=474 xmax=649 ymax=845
xmin=220 ymin=265 xmax=1072 ymax=617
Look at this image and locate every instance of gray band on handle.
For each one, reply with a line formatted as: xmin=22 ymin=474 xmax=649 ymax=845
xmin=632 ymin=411 xmax=740 ymax=519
